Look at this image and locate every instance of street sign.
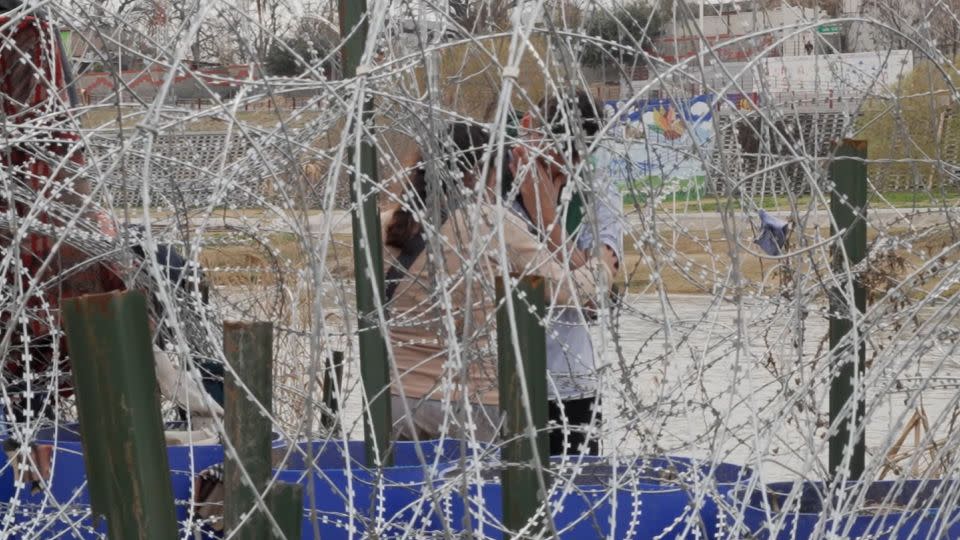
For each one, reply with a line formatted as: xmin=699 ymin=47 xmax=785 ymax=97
xmin=60 ymin=30 xmax=71 ymax=54
xmin=818 ymin=23 xmax=841 ymax=35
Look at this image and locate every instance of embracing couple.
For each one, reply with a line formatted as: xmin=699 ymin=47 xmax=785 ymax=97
xmin=382 ymin=90 xmax=622 ymax=457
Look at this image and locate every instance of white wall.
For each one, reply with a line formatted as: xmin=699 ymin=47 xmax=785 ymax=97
xmin=759 ymin=49 xmax=914 ymax=96
xmin=661 ymin=4 xmax=830 ymax=57
xmin=842 ymin=0 xmax=925 ymax=53
xmin=620 ymin=49 xmax=914 ymax=103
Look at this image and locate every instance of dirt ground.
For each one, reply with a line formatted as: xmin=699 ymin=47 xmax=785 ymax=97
xmin=194 ymin=210 xmax=959 ymax=299
xmin=81 ymin=107 xmax=323 ymax=132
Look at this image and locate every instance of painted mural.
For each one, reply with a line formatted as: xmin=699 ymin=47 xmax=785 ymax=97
xmin=594 ymin=93 xmax=758 ymax=200
xmin=597 ymin=95 xmax=709 ymax=199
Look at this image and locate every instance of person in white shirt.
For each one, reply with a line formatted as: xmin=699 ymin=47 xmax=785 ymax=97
xmin=381 ymin=123 xmax=611 ymax=443
xmin=507 ymin=90 xmax=622 ymax=456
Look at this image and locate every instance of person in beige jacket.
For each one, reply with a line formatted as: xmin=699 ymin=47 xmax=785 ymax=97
xmin=382 ymin=123 xmax=611 ymax=442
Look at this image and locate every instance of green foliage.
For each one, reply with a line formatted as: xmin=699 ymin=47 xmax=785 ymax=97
xmin=581 ymin=1 xmax=662 ymax=66
xmin=856 ymin=60 xmax=960 ymax=191
xmin=264 ymin=31 xmax=334 ymax=78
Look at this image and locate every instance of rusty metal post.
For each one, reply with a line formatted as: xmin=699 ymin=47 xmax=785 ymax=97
xmin=496 ymin=275 xmax=549 ymax=538
xmin=223 ymin=321 xmax=274 ymax=539
xmin=62 ymin=291 xmax=178 ymax=539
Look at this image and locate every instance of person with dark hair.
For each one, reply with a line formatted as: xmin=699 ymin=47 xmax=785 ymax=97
xmin=383 ymin=122 xmax=489 ymax=263
xmin=122 ymin=226 xmax=224 ymax=433
xmin=383 ymin=121 xmax=611 ymax=442
xmin=509 ymin=89 xmax=622 ymax=456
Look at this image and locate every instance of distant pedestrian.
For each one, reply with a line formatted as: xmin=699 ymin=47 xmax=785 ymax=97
xmin=804 ymin=41 xmax=814 ymax=55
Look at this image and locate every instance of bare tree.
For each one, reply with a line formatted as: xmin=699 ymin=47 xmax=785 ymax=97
xmin=929 ymin=0 xmax=960 ymax=58
xmin=449 ymin=0 xmax=514 ymax=32
xmin=76 ymin=0 xmax=295 ymax=66
xmin=791 ymin=0 xmax=843 ymax=16
xmin=854 ymin=0 xmax=927 ymax=54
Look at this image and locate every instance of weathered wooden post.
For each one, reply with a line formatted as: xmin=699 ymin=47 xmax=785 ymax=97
xmin=496 ymin=275 xmax=549 ymax=538
xmin=828 ymin=139 xmax=868 ymax=481
xmin=338 ymin=0 xmax=393 ymax=467
xmin=62 ymin=291 xmax=178 ymax=539
xmin=223 ymin=321 xmax=274 ymax=538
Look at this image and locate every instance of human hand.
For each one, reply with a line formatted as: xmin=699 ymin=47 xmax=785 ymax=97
xmin=601 ymin=245 xmax=620 ymax=274
xmin=512 ymin=143 xmax=559 ymax=223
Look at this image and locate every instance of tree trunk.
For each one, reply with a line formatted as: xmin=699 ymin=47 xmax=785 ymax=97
xmin=192 ymin=40 xmax=201 ymax=66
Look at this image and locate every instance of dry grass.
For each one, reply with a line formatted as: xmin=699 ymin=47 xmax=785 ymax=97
xmin=146 ymin=181 xmax=960 ymax=301
xmin=197 ymin=219 xmax=960 ymax=299
xmin=80 ymin=107 xmax=323 ymax=132
xmin=198 ymin=223 xmax=767 ymax=297
xmin=409 ymin=34 xmax=550 ymax=120
xmin=620 ymin=228 xmax=769 ymax=295
xmin=200 ymin=231 xmax=356 ymax=337
xmin=619 ymin=222 xmax=960 ymax=296
xmin=199 ymin=231 xmax=354 ymax=288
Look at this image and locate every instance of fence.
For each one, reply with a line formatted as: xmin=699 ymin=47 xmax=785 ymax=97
xmin=5 ymin=3 xmax=960 ymax=540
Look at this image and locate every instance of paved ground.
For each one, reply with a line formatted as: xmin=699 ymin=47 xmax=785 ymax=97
xmin=214 ymin=285 xmax=960 ymax=482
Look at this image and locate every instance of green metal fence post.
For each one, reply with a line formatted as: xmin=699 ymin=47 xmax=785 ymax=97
xmin=828 ymin=139 xmax=868 ymax=481
xmin=62 ymin=291 xmax=178 ymax=539
xmin=496 ymin=275 xmax=549 ymax=538
xmin=338 ymin=0 xmax=393 ymax=467
xmin=223 ymin=321 xmax=274 ymax=539
xmin=322 ymin=350 xmax=344 ymax=431
xmin=267 ymin=483 xmax=304 ymax=539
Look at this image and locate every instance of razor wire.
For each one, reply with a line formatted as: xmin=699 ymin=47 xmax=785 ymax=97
xmin=1 ymin=0 xmax=960 ymax=538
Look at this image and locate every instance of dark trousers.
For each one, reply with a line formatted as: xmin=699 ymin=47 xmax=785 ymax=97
xmin=548 ymin=396 xmax=601 ymax=456
xmin=6 ymin=383 xmax=56 ymax=424
xmin=177 ymin=358 xmax=224 ymax=422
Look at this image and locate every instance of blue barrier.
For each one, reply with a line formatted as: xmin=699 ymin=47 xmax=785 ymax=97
xmin=14 ymin=423 xmax=280 ymax=537
xmin=32 ymin=423 xmax=280 ymax=519
xmin=0 ymin=429 xmax=484 ymax=539
xmin=437 ymin=455 xmax=753 ymax=539
xmin=0 ymin=503 xmax=103 ymax=539
xmin=0 ymin=427 xmax=103 ymax=539
xmin=725 ymin=480 xmax=960 ymax=539
xmin=273 ymin=439 xmax=490 ymax=539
